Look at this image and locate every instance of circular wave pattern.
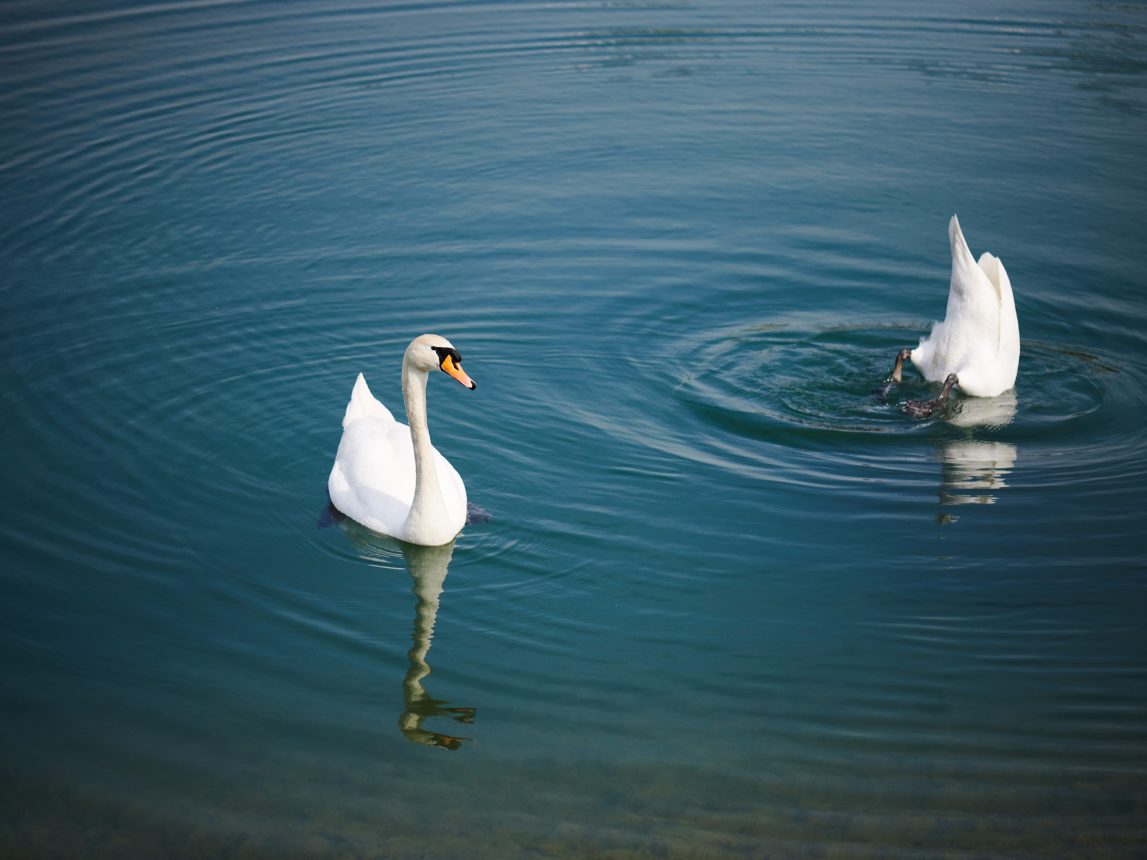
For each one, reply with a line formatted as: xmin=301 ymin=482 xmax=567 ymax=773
xmin=2 ymin=1 xmax=1146 ymax=857
xmin=679 ymin=323 xmax=1120 ymax=436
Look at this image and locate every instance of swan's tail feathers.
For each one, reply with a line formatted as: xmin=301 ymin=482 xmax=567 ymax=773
xmin=977 ymin=252 xmax=1001 ymax=284
xmin=948 ymin=213 xmax=964 ymax=247
xmin=949 ymin=214 xmax=977 ymax=275
xmin=979 ymin=252 xmax=1020 ymax=364
xmin=949 ymin=214 xmax=1001 ymax=304
xmin=342 ymin=372 xmax=395 ymax=427
xmin=977 ymin=252 xmax=1011 ymax=296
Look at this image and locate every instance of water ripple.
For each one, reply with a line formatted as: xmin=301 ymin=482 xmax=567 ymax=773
xmin=3 ymin=0 xmax=1146 ymax=855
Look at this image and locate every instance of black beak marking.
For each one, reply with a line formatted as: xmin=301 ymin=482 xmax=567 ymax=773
xmin=430 ymin=345 xmax=463 ymax=368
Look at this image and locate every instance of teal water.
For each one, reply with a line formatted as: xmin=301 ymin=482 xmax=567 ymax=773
xmin=2 ymin=1 xmax=1146 ymax=856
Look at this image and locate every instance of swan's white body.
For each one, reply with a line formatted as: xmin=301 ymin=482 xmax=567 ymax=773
xmin=910 ymin=215 xmax=1020 ymax=397
xmin=328 ymin=335 xmax=473 ymax=546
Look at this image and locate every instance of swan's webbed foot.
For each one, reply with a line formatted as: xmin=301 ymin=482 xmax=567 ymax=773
xmin=317 ymin=499 xmax=346 ymax=528
xmin=465 ymin=502 xmax=492 ymax=525
xmin=875 ymin=348 xmax=913 ymax=403
xmin=889 ymin=347 xmax=911 ymax=383
xmin=901 ymin=373 xmax=959 ymax=420
xmin=902 ymin=398 xmax=941 ymax=419
xmin=430 ymin=732 xmax=468 ymax=750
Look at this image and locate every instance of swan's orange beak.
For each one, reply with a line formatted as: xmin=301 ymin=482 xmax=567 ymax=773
xmin=440 ymin=354 xmax=476 ymax=390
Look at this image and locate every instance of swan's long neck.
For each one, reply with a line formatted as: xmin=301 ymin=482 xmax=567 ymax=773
xmin=402 ymin=357 xmax=447 ymax=538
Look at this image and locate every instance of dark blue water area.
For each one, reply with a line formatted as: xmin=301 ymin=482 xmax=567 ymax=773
xmin=1 ymin=0 xmax=1146 ymax=856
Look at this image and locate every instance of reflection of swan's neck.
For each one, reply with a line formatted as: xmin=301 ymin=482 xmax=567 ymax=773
xmin=404 ymin=592 xmax=438 ymax=691
xmin=402 ymin=357 xmax=446 ymax=537
xmin=402 ymin=542 xmax=453 ymax=696
xmin=400 ymin=542 xmax=472 ymax=749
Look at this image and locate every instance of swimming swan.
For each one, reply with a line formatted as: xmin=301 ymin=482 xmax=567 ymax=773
xmin=890 ymin=215 xmax=1020 ymax=397
xmin=328 ymin=334 xmax=476 ymax=546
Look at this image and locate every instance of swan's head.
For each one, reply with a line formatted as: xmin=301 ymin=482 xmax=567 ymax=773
xmin=405 ymin=334 xmax=476 ymax=390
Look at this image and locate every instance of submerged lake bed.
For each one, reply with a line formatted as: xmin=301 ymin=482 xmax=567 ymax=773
xmin=1 ymin=0 xmax=1145 ymax=856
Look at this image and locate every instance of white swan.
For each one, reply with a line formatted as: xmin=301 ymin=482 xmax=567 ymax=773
xmin=328 ymin=334 xmax=476 ymax=546
xmin=892 ymin=215 xmax=1020 ymax=397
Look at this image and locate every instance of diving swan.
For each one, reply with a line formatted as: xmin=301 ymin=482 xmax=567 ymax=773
xmin=889 ymin=215 xmax=1020 ymax=398
xmin=328 ymin=334 xmax=476 ymax=546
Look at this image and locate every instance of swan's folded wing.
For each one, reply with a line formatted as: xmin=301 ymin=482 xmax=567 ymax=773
xmin=432 ymin=446 xmax=468 ymax=529
xmin=944 ymin=215 xmax=1004 ymax=349
xmin=978 ymin=251 xmax=1020 ymax=362
xmin=329 ymin=418 xmax=416 ymax=534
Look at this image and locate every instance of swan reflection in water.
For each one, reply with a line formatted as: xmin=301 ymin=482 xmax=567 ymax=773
xmin=396 ymin=539 xmax=475 ymax=750
xmin=938 ymin=390 xmax=1018 ymax=508
xmin=335 ymin=514 xmax=476 ymax=750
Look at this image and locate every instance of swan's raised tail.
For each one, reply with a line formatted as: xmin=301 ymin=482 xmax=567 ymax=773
xmin=342 ymin=373 xmax=395 ymax=428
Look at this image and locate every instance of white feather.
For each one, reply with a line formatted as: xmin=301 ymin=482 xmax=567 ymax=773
xmin=328 ymin=336 xmax=471 ymax=546
xmin=910 ymin=215 xmax=1020 ymax=397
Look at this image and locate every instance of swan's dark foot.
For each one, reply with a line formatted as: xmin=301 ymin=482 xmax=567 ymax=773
xmin=317 ymin=499 xmax=345 ymax=528
xmin=889 ymin=348 xmax=911 ymax=383
xmin=430 ymin=732 xmax=468 ymax=750
xmin=902 ymin=398 xmax=943 ymax=419
xmin=902 ymin=373 xmax=959 ymax=420
xmin=465 ymin=502 xmax=492 ymax=525
xmin=875 ymin=348 xmax=912 ymax=403
xmin=445 ymin=706 xmax=477 ymax=725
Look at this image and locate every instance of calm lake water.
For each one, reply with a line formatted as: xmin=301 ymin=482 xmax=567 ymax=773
xmin=2 ymin=1 xmax=1146 ymax=856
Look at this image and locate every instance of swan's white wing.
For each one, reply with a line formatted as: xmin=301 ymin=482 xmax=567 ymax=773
xmin=433 ymin=447 xmax=468 ymax=529
xmin=329 ymin=416 xmax=416 ymax=536
xmin=937 ymin=214 xmax=1003 ymax=356
xmin=978 ymin=250 xmax=1020 ymax=376
xmin=329 ymin=374 xmax=413 ymax=536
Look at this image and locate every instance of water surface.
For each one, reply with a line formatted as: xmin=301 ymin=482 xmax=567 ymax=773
xmin=2 ymin=0 xmax=1146 ymax=856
